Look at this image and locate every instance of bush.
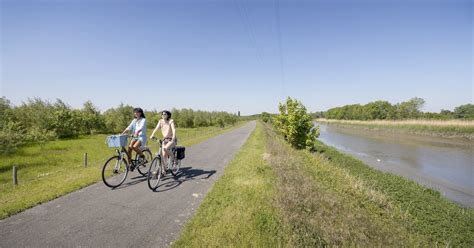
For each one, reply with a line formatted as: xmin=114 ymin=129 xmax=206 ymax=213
xmin=0 ymin=121 xmax=25 ymax=154
xmin=273 ymin=97 xmax=319 ymax=150
xmin=261 ymin=112 xmax=272 ymax=123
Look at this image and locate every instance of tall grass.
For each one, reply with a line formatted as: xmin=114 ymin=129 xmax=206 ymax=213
xmin=265 ymin=122 xmax=473 ymax=246
xmin=317 ymin=118 xmax=474 ymax=139
xmin=0 ymin=123 xmax=246 ymax=219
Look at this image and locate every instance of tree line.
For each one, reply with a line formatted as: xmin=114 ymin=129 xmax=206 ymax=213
xmin=0 ymin=97 xmax=238 ymax=153
xmin=322 ymin=98 xmax=474 ymax=120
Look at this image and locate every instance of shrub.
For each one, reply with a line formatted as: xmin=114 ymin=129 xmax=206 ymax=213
xmin=273 ymin=97 xmax=319 ymax=150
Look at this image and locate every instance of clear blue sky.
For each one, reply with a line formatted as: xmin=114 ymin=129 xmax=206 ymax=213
xmin=1 ymin=0 xmax=472 ymax=115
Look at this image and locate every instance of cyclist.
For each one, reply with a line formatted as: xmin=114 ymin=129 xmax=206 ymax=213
xmin=150 ymin=110 xmax=176 ymax=168
xmin=122 ymin=108 xmax=147 ymax=168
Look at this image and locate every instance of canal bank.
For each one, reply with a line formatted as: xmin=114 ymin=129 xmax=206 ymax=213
xmin=316 ymin=122 xmax=473 ymax=208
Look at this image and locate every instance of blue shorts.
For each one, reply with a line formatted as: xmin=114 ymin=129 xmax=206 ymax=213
xmin=131 ymin=136 xmax=147 ymax=147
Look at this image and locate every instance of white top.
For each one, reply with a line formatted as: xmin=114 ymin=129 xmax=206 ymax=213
xmin=126 ymin=118 xmax=147 ymax=137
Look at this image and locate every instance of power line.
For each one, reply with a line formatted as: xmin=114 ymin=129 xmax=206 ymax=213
xmin=275 ymin=0 xmax=285 ymax=100
xmin=234 ymin=0 xmax=264 ymax=66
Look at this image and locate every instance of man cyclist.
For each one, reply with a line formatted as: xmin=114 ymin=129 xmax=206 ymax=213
xmin=150 ymin=110 xmax=176 ymax=168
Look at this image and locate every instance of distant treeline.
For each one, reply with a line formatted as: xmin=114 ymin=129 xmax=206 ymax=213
xmin=318 ymin=98 xmax=474 ymax=120
xmin=0 ymin=97 xmax=238 ymax=153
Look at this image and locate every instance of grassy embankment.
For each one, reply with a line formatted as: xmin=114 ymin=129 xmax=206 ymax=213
xmin=0 ymin=122 xmax=247 ymax=219
xmin=174 ymin=121 xmax=473 ymax=246
xmin=317 ymin=118 xmax=474 ymax=140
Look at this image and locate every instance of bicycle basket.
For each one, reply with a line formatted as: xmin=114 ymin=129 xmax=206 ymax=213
xmin=106 ymin=135 xmax=128 ymax=148
xmin=175 ymin=146 xmax=185 ymax=160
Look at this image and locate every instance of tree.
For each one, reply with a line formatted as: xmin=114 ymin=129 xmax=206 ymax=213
xmin=103 ymin=103 xmax=134 ymax=133
xmin=454 ymin=104 xmax=474 ymax=119
xmin=80 ymin=101 xmax=105 ymax=134
xmin=0 ymin=97 xmax=12 ymax=129
xmin=398 ymin=97 xmax=425 ymax=119
xmin=274 ymin=97 xmax=319 ymax=150
xmin=365 ymin=101 xmax=393 ymax=120
xmin=261 ymin=112 xmax=271 ymax=123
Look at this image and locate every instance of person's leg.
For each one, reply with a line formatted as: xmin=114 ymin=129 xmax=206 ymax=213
xmin=133 ymin=140 xmax=144 ymax=157
xmin=127 ymin=140 xmax=137 ymax=164
xmin=163 ymin=141 xmax=175 ymax=165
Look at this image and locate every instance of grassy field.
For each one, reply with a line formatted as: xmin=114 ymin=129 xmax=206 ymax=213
xmin=0 ymin=122 xmax=246 ymax=219
xmin=316 ymin=118 xmax=474 ymax=140
xmin=174 ymin=121 xmax=473 ymax=246
xmin=173 ymin=122 xmax=287 ymax=247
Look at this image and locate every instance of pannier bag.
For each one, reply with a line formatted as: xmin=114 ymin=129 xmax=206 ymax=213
xmin=175 ymin=146 xmax=185 ymax=160
xmin=106 ymin=135 xmax=128 ymax=148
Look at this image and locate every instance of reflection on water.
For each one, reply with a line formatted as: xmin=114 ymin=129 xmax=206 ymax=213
xmin=317 ymin=123 xmax=474 ymax=208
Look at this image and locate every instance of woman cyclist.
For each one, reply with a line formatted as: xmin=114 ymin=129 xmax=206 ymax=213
xmin=150 ymin=110 xmax=176 ymax=167
xmin=122 ymin=108 xmax=147 ymax=168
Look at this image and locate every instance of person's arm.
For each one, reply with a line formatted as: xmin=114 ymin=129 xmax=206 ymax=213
xmin=170 ymin=120 xmax=176 ymax=141
xmin=122 ymin=120 xmax=134 ymax=134
xmin=150 ymin=120 xmax=161 ymax=139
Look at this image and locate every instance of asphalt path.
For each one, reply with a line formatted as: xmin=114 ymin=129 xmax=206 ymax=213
xmin=0 ymin=121 xmax=256 ymax=248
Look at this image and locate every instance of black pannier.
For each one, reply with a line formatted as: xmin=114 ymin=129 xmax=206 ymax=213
xmin=175 ymin=146 xmax=185 ymax=160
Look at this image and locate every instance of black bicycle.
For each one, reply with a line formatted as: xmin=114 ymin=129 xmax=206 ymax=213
xmin=102 ymin=135 xmax=153 ymax=188
xmin=147 ymin=137 xmax=185 ymax=190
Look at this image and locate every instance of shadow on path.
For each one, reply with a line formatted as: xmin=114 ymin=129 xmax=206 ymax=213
xmin=153 ymin=166 xmax=216 ymax=192
xmin=113 ymin=174 xmax=147 ymax=190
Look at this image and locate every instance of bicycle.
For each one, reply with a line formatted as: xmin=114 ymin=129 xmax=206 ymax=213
xmin=147 ymin=137 xmax=185 ymax=190
xmin=102 ymin=134 xmax=153 ymax=188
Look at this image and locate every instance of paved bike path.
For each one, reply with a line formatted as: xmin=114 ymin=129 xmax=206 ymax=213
xmin=0 ymin=121 xmax=256 ymax=248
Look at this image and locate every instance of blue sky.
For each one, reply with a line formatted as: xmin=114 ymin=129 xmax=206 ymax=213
xmin=1 ymin=0 xmax=472 ymax=115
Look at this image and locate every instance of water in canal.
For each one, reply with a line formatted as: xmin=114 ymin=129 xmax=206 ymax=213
xmin=317 ymin=123 xmax=473 ymax=208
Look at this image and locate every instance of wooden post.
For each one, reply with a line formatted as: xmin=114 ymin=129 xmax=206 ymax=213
xmin=84 ymin=153 xmax=88 ymax=167
xmin=13 ymin=166 xmax=17 ymax=186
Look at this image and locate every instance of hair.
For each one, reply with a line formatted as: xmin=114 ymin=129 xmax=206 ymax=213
xmin=162 ymin=110 xmax=171 ymax=120
xmin=133 ymin=107 xmax=145 ymax=119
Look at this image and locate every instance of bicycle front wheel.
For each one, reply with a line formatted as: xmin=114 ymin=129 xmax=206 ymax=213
xmin=102 ymin=156 xmax=128 ymax=188
xmin=170 ymin=158 xmax=181 ymax=177
xmin=147 ymin=156 xmax=162 ymax=190
xmin=136 ymin=149 xmax=153 ymax=176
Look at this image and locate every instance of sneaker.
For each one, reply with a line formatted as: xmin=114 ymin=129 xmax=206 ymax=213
xmin=138 ymin=155 xmax=147 ymax=164
xmin=129 ymin=163 xmax=136 ymax=172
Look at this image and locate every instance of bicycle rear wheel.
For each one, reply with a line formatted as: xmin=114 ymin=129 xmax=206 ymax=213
xmin=102 ymin=156 xmax=128 ymax=188
xmin=136 ymin=149 xmax=153 ymax=176
xmin=147 ymin=156 xmax=162 ymax=190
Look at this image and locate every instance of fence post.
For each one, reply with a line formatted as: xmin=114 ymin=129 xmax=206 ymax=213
xmin=13 ymin=166 xmax=17 ymax=186
xmin=84 ymin=152 xmax=88 ymax=167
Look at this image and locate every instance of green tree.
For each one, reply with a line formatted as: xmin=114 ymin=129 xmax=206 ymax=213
xmin=0 ymin=97 xmax=12 ymax=129
xmin=398 ymin=97 xmax=425 ymax=119
xmin=51 ymin=99 xmax=81 ymax=138
xmin=454 ymin=104 xmax=474 ymax=119
xmin=261 ymin=112 xmax=271 ymax=123
xmin=103 ymin=103 xmax=134 ymax=133
xmin=364 ymin=101 xmax=393 ymax=120
xmin=80 ymin=100 xmax=106 ymax=134
xmin=274 ymin=97 xmax=319 ymax=150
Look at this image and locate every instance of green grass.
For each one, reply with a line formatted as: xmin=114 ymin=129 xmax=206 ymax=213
xmin=263 ymin=123 xmax=473 ymax=246
xmin=173 ymin=122 xmax=287 ymax=247
xmin=0 ymin=122 xmax=246 ymax=219
xmin=174 ymin=122 xmax=473 ymax=246
xmin=311 ymin=140 xmax=474 ymax=246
